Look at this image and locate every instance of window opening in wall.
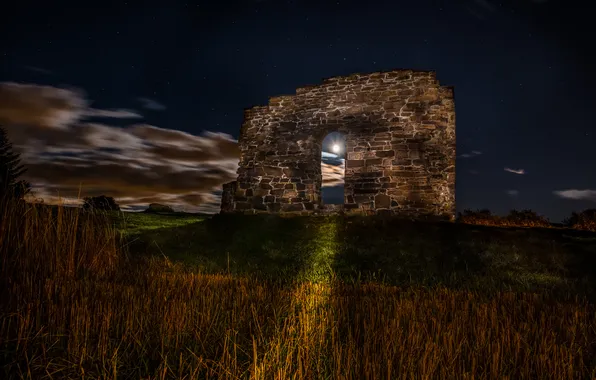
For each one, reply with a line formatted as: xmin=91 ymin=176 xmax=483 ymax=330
xmin=321 ymin=132 xmax=346 ymax=205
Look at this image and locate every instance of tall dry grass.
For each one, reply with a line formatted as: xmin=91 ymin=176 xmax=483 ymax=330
xmin=1 ymin=199 xmax=596 ymax=379
xmin=457 ymin=209 xmax=552 ymax=229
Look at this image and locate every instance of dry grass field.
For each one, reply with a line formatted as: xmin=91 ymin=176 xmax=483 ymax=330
xmin=1 ymin=200 xmax=596 ymax=379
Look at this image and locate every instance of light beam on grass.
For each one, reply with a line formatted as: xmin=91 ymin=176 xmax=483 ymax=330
xmin=254 ymin=220 xmax=341 ymax=375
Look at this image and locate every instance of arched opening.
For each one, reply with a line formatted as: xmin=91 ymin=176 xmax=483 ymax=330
xmin=320 ymin=132 xmax=346 ymax=208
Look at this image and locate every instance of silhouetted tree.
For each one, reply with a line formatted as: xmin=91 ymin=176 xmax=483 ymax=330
xmin=82 ymin=195 xmax=120 ymax=211
xmin=0 ymin=126 xmax=31 ymax=202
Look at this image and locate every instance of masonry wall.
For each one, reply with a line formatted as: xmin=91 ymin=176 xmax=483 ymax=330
xmin=220 ymin=69 xmax=456 ymax=220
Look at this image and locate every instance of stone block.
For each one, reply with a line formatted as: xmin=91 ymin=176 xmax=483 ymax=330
xmin=354 ymin=188 xmax=379 ymax=194
xmin=354 ymin=195 xmax=372 ymax=203
xmin=348 ymin=152 xmax=364 ymax=160
xmin=268 ymin=203 xmax=281 ymax=212
xmin=253 ymin=202 xmax=267 ymax=211
xmin=283 ymin=168 xmax=306 ymax=177
xmin=365 ymin=158 xmax=383 ymax=166
xmin=375 ymin=150 xmax=395 ymax=158
xmin=346 ymin=160 xmax=364 ymax=168
xmin=281 ymin=203 xmax=305 ymax=212
xmin=374 ymin=194 xmax=391 ymax=209
xmin=235 ymin=202 xmax=252 ymax=210
xmin=359 ymin=171 xmax=383 ymax=178
xmin=255 ymin=188 xmax=270 ymax=197
xmin=362 ymin=183 xmax=381 ymax=189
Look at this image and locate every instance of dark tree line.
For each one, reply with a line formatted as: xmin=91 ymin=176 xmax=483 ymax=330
xmin=0 ymin=126 xmax=31 ymax=203
xmin=457 ymin=208 xmax=596 ymax=231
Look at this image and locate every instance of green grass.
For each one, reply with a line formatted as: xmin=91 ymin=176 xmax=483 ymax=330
xmin=107 ymin=211 xmax=206 ymax=236
xmin=116 ymin=212 xmax=596 ymax=299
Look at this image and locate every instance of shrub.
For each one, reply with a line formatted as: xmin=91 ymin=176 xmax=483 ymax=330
xmin=457 ymin=209 xmax=499 ymax=226
xmin=564 ymin=209 xmax=596 ymax=232
xmin=504 ymin=209 xmax=550 ymax=228
xmin=145 ymin=203 xmax=175 ymax=213
xmin=82 ymin=195 xmax=120 ymax=211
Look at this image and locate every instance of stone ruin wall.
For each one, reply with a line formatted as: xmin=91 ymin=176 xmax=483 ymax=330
xmin=220 ymin=69 xmax=456 ymax=220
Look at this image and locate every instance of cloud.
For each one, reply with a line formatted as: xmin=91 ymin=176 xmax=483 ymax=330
xmin=0 ymin=82 xmax=88 ymax=129
xmin=321 ymin=162 xmax=344 ymax=187
xmin=553 ymin=189 xmax=596 ymax=202
xmin=322 ymin=151 xmax=339 ymax=159
xmin=0 ymin=82 xmax=142 ymax=130
xmin=459 ymin=150 xmax=482 ymax=158
xmin=472 ymin=0 xmax=496 ymax=12
xmin=138 ymin=97 xmax=166 ymax=111
xmin=25 ymin=66 xmax=53 ymax=75
xmin=504 ymin=167 xmax=526 ymax=175
xmin=321 ymin=151 xmax=345 ymax=187
xmin=465 ymin=0 xmax=497 ymax=20
xmin=83 ymin=108 xmax=142 ymax=119
xmin=506 ymin=190 xmax=519 ymax=197
xmin=0 ymin=82 xmax=240 ymax=213
xmin=464 ymin=6 xmax=485 ymax=20
xmin=19 ymin=127 xmax=240 ymax=212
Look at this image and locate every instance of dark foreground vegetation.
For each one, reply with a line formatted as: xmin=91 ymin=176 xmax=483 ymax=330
xmin=458 ymin=208 xmax=596 ymax=231
xmin=2 ymin=200 xmax=596 ymax=379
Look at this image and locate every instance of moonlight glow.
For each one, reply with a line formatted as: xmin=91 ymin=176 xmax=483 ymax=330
xmin=332 ymin=144 xmax=340 ymax=153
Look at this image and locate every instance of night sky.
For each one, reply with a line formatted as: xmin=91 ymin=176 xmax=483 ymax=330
xmin=1 ymin=0 xmax=594 ymax=221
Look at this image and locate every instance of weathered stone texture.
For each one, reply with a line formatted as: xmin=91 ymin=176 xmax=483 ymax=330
xmin=220 ymin=69 xmax=456 ymax=220
xmin=220 ymin=181 xmax=237 ymax=213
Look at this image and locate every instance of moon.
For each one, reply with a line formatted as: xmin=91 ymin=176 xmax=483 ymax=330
xmin=332 ymin=144 xmax=340 ymax=153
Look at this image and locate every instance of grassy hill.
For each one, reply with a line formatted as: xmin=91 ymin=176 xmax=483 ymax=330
xmin=118 ymin=211 xmax=596 ymax=298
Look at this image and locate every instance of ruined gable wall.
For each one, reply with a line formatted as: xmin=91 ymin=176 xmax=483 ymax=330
xmin=221 ymin=69 xmax=456 ymax=219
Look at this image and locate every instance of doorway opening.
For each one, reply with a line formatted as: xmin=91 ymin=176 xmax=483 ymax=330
xmin=320 ymin=132 xmax=346 ymax=207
